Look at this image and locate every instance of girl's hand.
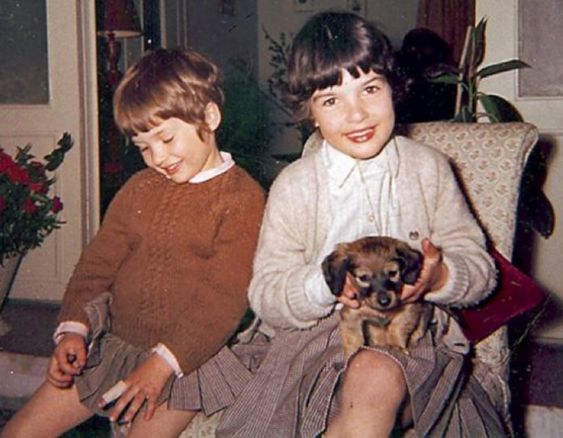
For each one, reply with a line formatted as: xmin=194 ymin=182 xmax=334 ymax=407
xmin=100 ymin=353 xmax=174 ymax=424
xmin=401 ymin=238 xmax=448 ymax=303
xmin=336 ymin=273 xmax=361 ymax=309
xmin=47 ymin=333 xmax=87 ymax=388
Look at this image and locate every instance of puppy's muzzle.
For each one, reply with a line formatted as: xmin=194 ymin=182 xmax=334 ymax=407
xmin=376 ymin=291 xmax=392 ymax=308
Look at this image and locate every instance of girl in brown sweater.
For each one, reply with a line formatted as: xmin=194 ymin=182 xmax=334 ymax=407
xmin=3 ymin=49 xmax=265 ymax=437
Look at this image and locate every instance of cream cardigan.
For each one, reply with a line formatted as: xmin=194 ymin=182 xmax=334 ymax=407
xmin=248 ymin=135 xmax=496 ymax=351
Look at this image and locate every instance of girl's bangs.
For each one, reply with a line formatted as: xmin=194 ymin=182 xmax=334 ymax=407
xmin=307 ymin=46 xmax=381 ymax=92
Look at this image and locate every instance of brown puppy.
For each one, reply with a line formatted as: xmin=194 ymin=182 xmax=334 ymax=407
xmin=322 ymin=236 xmax=433 ymax=358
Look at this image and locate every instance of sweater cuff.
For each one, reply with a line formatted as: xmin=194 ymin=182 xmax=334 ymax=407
xmin=286 ymin=268 xmax=335 ymax=327
xmin=425 ymin=253 xmax=469 ymax=305
xmin=53 ymin=321 xmax=89 ymax=345
xmin=152 ymin=343 xmax=183 ymax=378
xmin=305 ymin=268 xmax=337 ymax=308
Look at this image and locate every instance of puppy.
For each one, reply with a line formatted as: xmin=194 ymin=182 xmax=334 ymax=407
xmin=322 ymin=236 xmax=433 ymax=358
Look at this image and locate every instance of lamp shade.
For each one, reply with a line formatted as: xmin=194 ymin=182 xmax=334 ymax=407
xmin=98 ymin=0 xmax=142 ymax=38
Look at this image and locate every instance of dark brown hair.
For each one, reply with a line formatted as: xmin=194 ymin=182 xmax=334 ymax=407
xmin=285 ymin=11 xmax=404 ymax=122
xmin=113 ymin=48 xmax=224 ymax=138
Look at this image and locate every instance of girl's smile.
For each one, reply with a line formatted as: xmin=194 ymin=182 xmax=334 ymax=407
xmin=345 ymin=127 xmax=375 ymax=143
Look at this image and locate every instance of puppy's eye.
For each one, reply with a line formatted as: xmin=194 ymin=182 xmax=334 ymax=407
xmin=355 ymin=274 xmax=371 ymax=287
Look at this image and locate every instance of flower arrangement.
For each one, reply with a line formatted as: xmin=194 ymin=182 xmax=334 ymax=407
xmin=0 ymin=133 xmax=73 ymax=265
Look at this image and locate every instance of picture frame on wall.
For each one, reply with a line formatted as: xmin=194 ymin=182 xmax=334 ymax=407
xmin=518 ymin=0 xmax=563 ymax=97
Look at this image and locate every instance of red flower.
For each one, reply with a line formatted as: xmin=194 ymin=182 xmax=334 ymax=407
xmin=0 ymin=133 xmax=73 ymax=266
xmin=7 ymin=165 xmax=30 ymax=184
xmin=29 ymin=182 xmax=45 ymax=193
xmin=22 ymin=197 xmax=37 ymax=214
xmin=0 ymin=151 xmax=16 ymax=173
xmin=51 ymin=196 xmax=63 ymax=213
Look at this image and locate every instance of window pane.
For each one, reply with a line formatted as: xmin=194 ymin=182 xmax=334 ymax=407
xmin=0 ymin=0 xmax=49 ymax=104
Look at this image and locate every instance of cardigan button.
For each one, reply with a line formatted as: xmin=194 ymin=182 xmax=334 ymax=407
xmin=409 ymin=230 xmax=420 ymax=240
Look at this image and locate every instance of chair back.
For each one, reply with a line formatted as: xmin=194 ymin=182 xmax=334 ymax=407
xmin=405 ymin=122 xmax=538 ymax=260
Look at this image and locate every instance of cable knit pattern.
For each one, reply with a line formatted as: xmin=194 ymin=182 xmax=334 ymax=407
xmin=58 ymin=166 xmax=265 ymax=374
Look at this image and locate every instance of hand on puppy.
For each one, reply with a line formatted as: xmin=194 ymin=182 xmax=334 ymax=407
xmin=47 ymin=333 xmax=87 ymax=388
xmin=401 ymin=238 xmax=448 ymax=303
xmin=99 ymin=353 xmax=174 ymax=424
xmin=335 ymin=273 xmax=361 ymax=309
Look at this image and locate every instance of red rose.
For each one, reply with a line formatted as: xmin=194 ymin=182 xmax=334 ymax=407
xmin=0 ymin=196 xmax=6 ymax=212
xmin=29 ymin=182 xmax=45 ymax=193
xmin=23 ymin=197 xmax=37 ymax=214
xmin=0 ymin=151 xmax=16 ymax=173
xmin=51 ymin=196 xmax=63 ymax=213
xmin=7 ymin=165 xmax=30 ymax=184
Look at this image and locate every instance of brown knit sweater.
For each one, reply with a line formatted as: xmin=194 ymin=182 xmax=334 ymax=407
xmin=58 ymin=165 xmax=265 ymax=374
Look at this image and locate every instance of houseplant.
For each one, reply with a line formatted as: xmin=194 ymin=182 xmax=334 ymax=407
xmin=431 ymin=18 xmax=530 ymax=123
xmin=0 ymin=133 xmax=73 ymax=334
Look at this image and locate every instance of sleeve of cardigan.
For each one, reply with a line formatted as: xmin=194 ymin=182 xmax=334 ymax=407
xmin=423 ymin=155 xmax=497 ymax=308
xmin=164 ymin=179 xmax=266 ymax=373
xmin=248 ymin=166 xmax=336 ymax=330
xmin=57 ymin=174 xmax=139 ymax=327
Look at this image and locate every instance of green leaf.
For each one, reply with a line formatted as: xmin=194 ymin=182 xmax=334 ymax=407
xmin=473 ymin=18 xmax=487 ymax=68
xmin=44 ymin=132 xmax=74 ymax=171
xmin=477 ymin=60 xmax=531 ymax=79
xmin=429 ymin=73 xmax=461 ymax=85
xmin=478 ymin=93 xmax=524 ymax=122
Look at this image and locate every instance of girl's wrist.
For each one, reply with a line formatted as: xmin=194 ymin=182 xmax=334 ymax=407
xmin=433 ymin=263 xmax=449 ymax=291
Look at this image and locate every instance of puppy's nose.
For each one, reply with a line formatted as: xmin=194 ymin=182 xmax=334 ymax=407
xmin=377 ymin=293 xmax=392 ymax=307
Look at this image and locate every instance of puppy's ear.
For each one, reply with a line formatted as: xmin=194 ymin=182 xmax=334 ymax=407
xmin=395 ymin=244 xmax=423 ymax=285
xmin=321 ymin=247 xmax=351 ymax=296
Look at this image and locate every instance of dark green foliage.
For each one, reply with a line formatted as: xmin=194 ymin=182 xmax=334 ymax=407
xmin=430 ymin=18 xmax=530 ymax=122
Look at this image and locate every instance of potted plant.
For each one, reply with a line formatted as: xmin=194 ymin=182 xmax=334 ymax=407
xmin=431 ymin=18 xmax=530 ymax=123
xmin=0 ymin=133 xmax=73 ymax=334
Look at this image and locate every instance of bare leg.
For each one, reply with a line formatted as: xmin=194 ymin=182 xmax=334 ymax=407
xmin=1 ymin=382 xmax=93 ymax=438
xmin=324 ymin=350 xmax=408 ymax=438
xmin=128 ymin=404 xmax=198 ymax=438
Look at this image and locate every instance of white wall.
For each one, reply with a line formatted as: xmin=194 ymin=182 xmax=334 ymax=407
xmin=477 ymin=0 xmax=563 ymax=342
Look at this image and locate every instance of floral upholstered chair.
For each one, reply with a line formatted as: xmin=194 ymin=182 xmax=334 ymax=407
xmin=179 ymin=121 xmax=539 ymax=437
xmin=404 ymin=122 xmax=539 ymax=428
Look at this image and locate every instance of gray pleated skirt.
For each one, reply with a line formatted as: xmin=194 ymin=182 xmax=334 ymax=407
xmin=217 ymin=313 xmax=507 ymax=438
xmin=74 ymin=293 xmax=263 ymax=418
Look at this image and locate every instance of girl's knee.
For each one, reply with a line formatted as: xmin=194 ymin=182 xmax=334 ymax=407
xmin=344 ymin=350 xmax=407 ymax=400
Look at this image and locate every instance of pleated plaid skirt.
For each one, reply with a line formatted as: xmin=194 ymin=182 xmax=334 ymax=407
xmin=74 ymin=293 xmax=264 ymax=417
xmin=217 ymin=313 xmax=507 ymax=438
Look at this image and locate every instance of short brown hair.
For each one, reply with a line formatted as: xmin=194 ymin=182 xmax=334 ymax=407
xmin=285 ymin=11 xmax=403 ymax=123
xmin=113 ymin=48 xmax=224 ymax=137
